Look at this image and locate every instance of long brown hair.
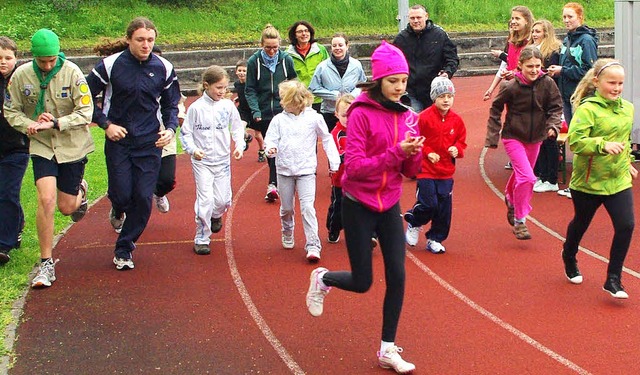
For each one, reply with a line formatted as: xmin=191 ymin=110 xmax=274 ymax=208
xmin=509 ymin=6 xmax=534 ymax=47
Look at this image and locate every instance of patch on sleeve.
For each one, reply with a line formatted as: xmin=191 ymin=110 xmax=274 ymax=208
xmin=80 ymin=95 xmax=91 ymax=105
xmin=79 ymin=83 xmax=89 ymax=94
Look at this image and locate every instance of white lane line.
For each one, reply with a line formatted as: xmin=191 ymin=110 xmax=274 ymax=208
xmin=479 ymin=147 xmax=640 ymax=279
xmin=407 ymin=252 xmax=592 ymax=375
xmin=224 ymin=165 xmax=305 ymax=375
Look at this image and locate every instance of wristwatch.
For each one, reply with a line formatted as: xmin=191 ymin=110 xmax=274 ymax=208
xmin=52 ymin=118 xmax=59 ymax=130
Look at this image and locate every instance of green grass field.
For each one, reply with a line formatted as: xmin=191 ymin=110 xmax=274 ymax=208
xmin=1 ymin=0 xmax=614 ymax=50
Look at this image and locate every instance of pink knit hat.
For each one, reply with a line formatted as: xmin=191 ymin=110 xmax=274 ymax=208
xmin=371 ymin=40 xmax=409 ymax=81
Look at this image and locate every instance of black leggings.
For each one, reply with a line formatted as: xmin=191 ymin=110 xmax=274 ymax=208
xmin=323 ymin=197 xmax=406 ymax=342
xmin=563 ymin=188 xmax=634 ymax=277
xmin=155 ymin=154 xmax=176 ymax=197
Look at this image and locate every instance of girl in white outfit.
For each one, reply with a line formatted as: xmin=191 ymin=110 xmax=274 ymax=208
xmin=264 ymin=80 xmax=340 ymax=262
xmin=180 ymin=66 xmax=246 ymax=255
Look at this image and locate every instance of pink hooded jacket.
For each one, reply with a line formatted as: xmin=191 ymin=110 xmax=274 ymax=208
xmin=341 ymin=92 xmax=421 ymax=212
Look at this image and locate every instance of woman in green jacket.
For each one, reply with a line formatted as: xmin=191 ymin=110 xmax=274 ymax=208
xmin=562 ymin=58 xmax=636 ymax=299
xmin=286 ymin=21 xmax=329 ymax=112
xmin=245 ymin=24 xmax=297 ymax=202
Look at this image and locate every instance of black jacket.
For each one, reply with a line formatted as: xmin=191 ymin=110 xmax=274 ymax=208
xmin=0 ymin=69 xmax=29 ymax=157
xmin=393 ymin=20 xmax=459 ymax=107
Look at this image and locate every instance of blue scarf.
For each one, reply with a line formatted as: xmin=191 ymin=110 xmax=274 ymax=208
xmin=261 ymin=50 xmax=279 ymax=73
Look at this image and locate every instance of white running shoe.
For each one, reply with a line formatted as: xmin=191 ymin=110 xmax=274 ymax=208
xmin=113 ymin=256 xmax=135 ymax=270
xmin=306 ymin=247 xmax=321 ymax=263
xmin=533 ymin=181 xmax=559 ymax=193
xmin=405 ymin=224 xmax=421 ymax=247
xmin=282 ymin=233 xmax=294 ymax=249
xmin=109 ymin=208 xmax=126 ymax=234
xmin=426 ymin=239 xmax=446 ymax=254
xmin=306 ymin=267 xmax=330 ymax=317
xmin=31 ymin=258 xmax=59 ymax=288
xmin=154 ymin=194 xmax=170 ymax=213
xmin=378 ymin=346 xmax=416 ymax=374
xmin=557 ymin=188 xmax=572 ymax=199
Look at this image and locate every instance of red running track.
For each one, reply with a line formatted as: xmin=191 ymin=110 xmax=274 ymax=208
xmin=8 ymin=75 xmax=640 ymax=375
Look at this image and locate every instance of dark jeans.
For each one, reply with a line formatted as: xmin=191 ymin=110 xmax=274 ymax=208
xmin=323 ymin=197 xmax=406 ymax=342
xmin=563 ymin=188 xmax=634 ymax=277
xmin=106 ymin=137 xmax=161 ymax=258
xmin=534 ymin=138 xmax=559 ymax=184
xmin=326 ymin=186 xmax=343 ymax=234
xmin=405 ymin=178 xmax=453 ymax=243
xmin=0 ymin=152 xmax=28 ymax=250
xmin=155 ymin=154 xmax=176 ymax=197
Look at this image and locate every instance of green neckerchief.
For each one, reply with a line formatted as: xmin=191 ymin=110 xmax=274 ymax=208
xmin=31 ymin=52 xmax=66 ymax=119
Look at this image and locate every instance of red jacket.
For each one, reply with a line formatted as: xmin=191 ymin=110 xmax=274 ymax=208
xmin=330 ymin=121 xmax=347 ymax=187
xmin=417 ymin=105 xmax=467 ymax=180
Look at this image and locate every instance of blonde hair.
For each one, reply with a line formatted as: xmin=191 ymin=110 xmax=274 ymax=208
xmin=278 ymin=80 xmax=312 ymax=113
xmin=335 ymin=94 xmax=355 ymax=112
xmin=570 ymin=58 xmax=623 ymax=109
xmin=530 ymin=20 xmax=562 ymax=63
xmin=197 ymin=65 xmax=229 ymax=96
xmin=261 ymin=24 xmax=281 ymax=45
xmin=509 ymin=6 xmax=534 ymax=47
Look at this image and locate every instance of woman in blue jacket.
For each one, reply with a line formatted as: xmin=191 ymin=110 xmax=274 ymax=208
xmin=309 ymin=33 xmax=366 ymax=132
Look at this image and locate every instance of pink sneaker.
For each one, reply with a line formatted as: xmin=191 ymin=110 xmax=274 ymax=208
xmin=378 ymin=346 xmax=415 ymax=374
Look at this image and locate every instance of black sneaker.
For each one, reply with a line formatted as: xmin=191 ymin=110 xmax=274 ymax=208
xmin=244 ymin=133 xmax=253 ymax=151
xmin=194 ymin=244 xmax=211 ymax=255
xmin=603 ymin=275 xmax=629 ymax=299
xmin=328 ymin=231 xmax=340 ymax=243
xmin=71 ymin=179 xmax=88 ymax=222
xmin=211 ymin=217 xmax=223 ymax=233
xmin=0 ymin=249 xmax=10 ymax=265
xmin=561 ymin=250 xmax=583 ymax=284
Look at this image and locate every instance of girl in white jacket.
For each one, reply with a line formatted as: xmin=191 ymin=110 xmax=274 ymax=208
xmin=180 ymin=66 xmax=246 ymax=255
xmin=264 ymin=80 xmax=340 ymax=262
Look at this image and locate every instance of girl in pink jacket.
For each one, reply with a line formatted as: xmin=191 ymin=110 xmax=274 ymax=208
xmin=305 ymin=41 xmax=423 ymax=374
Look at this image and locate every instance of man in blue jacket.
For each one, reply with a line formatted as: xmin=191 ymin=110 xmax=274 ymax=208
xmin=87 ymin=17 xmax=180 ymax=271
xmin=393 ymin=4 xmax=459 ymax=112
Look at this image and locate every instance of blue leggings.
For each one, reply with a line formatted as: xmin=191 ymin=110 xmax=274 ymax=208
xmin=322 ymin=197 xmax=406 ymax=342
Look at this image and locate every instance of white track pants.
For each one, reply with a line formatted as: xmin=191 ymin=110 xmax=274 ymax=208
xmin=192 ymin=162 xmax=232 ymax=245
xmin=277 ymin=174 xmax=321 ymax=251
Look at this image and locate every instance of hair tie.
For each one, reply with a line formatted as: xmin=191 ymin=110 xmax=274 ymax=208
xmin=595 ymin=61 xmax=622 ymax=78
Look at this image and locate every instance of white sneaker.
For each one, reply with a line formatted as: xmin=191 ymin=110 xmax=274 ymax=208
xmin=426 ymin=239 xmax=446 ymax=254
xmin=306 ymin=267 xmax=330 ymax=317
xmin=265 ymin=184 xmax=279 ymax=202
xmin=306 ymin=247 xmax=321 ymax=263
xmin=154 ymin=194 xmax=170 ymax=213
xmin=109 ymin=208 xmax=126 ymax=233
xmin=534 ymin=181 xmax=559 ymax=193
xmin=378 ymin=346 xmax=416 ymax=374
xmin=557 ymin=188 xmax=572 ymax=199
xmin=533 ymin=179 xmax=543 ymax=190
xmin=113 ymin=256 xmax=135 ymax=270
xmin=31 ymin=258 xmax=59 ymax=288
xmin=405 ymin=224 xmax=421 ymax=247
xmin=282 ymin=233 xmax=294 ymax=249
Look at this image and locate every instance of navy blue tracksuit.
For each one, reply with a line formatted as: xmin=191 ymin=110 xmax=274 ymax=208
xmin=87 ymin=49 xmax=180 ymax=258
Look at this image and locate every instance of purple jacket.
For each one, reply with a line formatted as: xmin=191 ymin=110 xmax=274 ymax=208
xmin=341 ymin=92 xmax=421 ymax=212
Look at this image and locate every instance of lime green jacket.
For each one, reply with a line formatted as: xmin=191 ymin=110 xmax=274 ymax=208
xmin=286 ymin=42 xmax=329 ymax=104
xmin=568 ymin=92 xmax=635 ymax=195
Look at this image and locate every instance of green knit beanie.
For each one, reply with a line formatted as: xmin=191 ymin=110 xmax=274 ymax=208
xmin=31 ymin=29 xmax=60 ymax=57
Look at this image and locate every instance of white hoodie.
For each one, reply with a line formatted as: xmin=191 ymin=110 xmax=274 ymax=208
xmin=264 ymin=107 xmax=340 ymax=176
xmin=180 ymin=93 xmax=245 ymax=165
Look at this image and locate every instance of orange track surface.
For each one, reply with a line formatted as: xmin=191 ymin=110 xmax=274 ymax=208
xmin=9 ymin=76 xmax=640 ymax=375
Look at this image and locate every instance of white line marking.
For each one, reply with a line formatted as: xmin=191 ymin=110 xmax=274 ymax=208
xmin=407 ymin=252 xmax=592 ymax=375
xmin=224 ymin=165 xmax=305 ymax=375
xmin=479 ymin=147 xmax=640 ymax=279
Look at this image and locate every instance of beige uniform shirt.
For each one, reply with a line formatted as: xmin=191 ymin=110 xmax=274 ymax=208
xmin=3 ymin=59 xmax=95 ymax=163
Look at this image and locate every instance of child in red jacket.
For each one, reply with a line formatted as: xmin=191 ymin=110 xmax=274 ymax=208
xmin=404 ymin=77 xmax=467 ymax=253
